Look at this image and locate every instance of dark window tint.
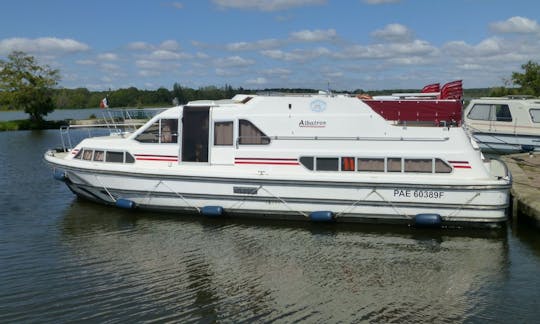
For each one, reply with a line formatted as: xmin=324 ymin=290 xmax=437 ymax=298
xmin=495 ymin=105 xmax=512 ymax=122
xmin=316 ymin=157 xmax=339 ymax=171
xmin=300 ymin=156 xmax=314 ymax=170
xmin=530 ymin=109 xmax=540 ymax=123
xmin=125 ymin=153 xmax=135 ymax=163
xmin=160 ymin=119 xmax=178 ymax=143
xmin=106 ymin=151 xmax=124 ymax=163
xmin=468 ymin=104 xmax=491 ymax=121
xmin=135 ymin=121 xmax=160 ymax=143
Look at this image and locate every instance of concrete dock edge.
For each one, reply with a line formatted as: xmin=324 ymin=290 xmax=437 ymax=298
xmin=501 ymin=153 xmax=540 ymax=227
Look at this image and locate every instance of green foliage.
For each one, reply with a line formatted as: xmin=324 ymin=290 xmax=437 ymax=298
xmin=0 ymin=51 xmax=60 ymax=121
xmin=511 ymin=61 xmax=540 ymax=96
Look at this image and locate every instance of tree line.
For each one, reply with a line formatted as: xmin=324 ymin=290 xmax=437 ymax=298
xmin=1 ymin=51 xmax=540 ymax=122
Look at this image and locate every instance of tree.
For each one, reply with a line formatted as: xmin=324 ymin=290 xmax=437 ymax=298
xmin=0 ymin=51 xmax=60 ymax=121
xmin=512 ymin=60 xmax=540 ymax=96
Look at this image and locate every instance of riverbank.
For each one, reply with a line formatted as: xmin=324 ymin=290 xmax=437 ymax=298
xmin=0 ymin=119 xmax=68 ymax=131
xmin=501 ymin=153 xmax=540 ymax=227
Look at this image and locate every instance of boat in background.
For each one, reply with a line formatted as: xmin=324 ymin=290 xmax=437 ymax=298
xmin=463 ymin=96 xmax=540 ymax=154
xmin=45 ymin=91 xmax=511 ymax=228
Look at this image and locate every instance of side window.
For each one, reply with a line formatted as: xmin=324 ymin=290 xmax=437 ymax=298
xmin=239 ymin=119 xmax=270 ymax=145
xmin=316 ymin=157 xmax=339 ymax=171
xmin=214 ymin=121 xmax=233 ymax=146
xmin=160 ymin=119 xmax=178 ymax=143
xmin=300 ymin=156 xmax=314 ymax=170
xmin=82 ymin=149 xmax=93 ymax=161
xmin=74 ymin=149 xmax=83 ymax=159
xmin=125 ymin=152 xmax=135 ymax=163
xmin=404 ymin=159 xmax=432 ymax=173
xmin=495 ymin=104 xmax=512 ymax=122
xmin=529 ymin=109 xmax=540 ymax=123
xmin=467 ymin=104 xmax=491 ymax=121
xmin=341 ymin=157 xmax=355 ymax=171
xmin=106 ymin=151 xmax=124 ymax=163
xmin=93 ymin=150 xmax=104 ymax=162
xmin=357 ymin=158 xmax=385 ymax=172
xmin=435 ymin=159 xmax=452 ymax=173
xmin=387 ymin=158 xmax=402 ymax=172
xmin=135 ymin=120 xmax=160 ymax=143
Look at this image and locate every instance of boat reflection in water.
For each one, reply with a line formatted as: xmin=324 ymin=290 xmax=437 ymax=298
xmin=59 ymin=200 xmax=508 ymax=322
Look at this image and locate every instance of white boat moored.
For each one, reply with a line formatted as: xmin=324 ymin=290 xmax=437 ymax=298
xmin=45 ymin=93 xmax=512 ymax=227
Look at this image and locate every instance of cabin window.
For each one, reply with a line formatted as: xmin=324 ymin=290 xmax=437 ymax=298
xmin=74 ymin=150 xmax=83 ymax=159
xmin=82 ymin=149 xmax=93 ymax=161
xmin=341 ymin=157 xmax=355 ymax=171
xmin=494 ymin=105 xmax=512 ymax=122
xmin=300 ymin=156 xmax=314 ymax=170
xmin=239 ymin=119 xmax=270 ymax=145
xmin=106 ymin=151 xmax=124 ymax=163
xmin=435 ymin=159 xmax=452 ymax=173
xmin=404 ymin=159 xmax=432 ymax=173
xmin=135 ymin=119 xmax=178 ymax=144
xmin=93 ymin=150 xmax=104 ymax=162
xmin=468 ymin=104 xmax=512 ymax=122
xmin=316 ymin=157 xmax=339 ymax=171
xmin=160 ymin=119 xmax=178 ymax=143
xmin=214 ymin=121 xmax=234 ymax=146
xmin=357 ymin=158 xmax=385 ymax=172
xmin=530 ymin=109 xmax=540 ymax=123
xmin=387 ymin=158 xmax=402 ymax=172
xmin=125 ymin=152 xmax=135 ymax=163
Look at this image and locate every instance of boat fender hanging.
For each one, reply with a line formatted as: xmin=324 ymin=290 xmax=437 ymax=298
xmin=201 ymin=206 xmax=224 ymax=217
xmin=116 ymin=198 xmax=136 ymax=209
xmin=413 ymin=213 xmax=442 ymax=228
xmin=309 ymin=211 xmax=335 ymax=222
xmin=53 ymin=169 xmax=66 ymax=182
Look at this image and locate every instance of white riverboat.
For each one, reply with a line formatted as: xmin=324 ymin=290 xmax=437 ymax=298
xmin=45 ymin=94 xmax=511 ymax=227
xmin=463 ymin=96 xmax=540 ymax=154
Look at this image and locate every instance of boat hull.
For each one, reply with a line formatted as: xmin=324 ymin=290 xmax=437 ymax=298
xmin=58 ymin=166 xmax=510 ymax=228
xmin=472 ymin=132 xmax=540 ymax=154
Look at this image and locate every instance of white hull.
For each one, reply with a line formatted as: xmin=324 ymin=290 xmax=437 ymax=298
xmin=53 ymin=164 xmax=509 ymax=227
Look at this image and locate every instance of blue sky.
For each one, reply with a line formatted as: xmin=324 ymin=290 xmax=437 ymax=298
xmin=1 ymin=0 xmax=539 ymax=91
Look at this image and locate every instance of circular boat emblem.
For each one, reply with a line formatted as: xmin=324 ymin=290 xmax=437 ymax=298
xmin=310 ymin=99 xmax=327 ymax=112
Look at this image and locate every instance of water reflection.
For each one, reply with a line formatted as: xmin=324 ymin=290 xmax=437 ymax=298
xmin=58 ymin=200 xmax=509 ymax=323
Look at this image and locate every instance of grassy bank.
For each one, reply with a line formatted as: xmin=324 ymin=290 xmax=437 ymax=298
xmin=0 ymin=119 xmax=68 ymax=131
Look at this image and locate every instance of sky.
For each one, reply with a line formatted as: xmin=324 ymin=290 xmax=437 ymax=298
xmin=1 ymin=0 xmax=540 ymax=91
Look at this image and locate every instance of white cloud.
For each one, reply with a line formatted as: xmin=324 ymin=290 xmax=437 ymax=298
xmin=127 ymin=41 xmax=154 ymax=51
xmin=212 ymin=0 xmax=326 ymax=11
xmin=76 ymin=59 xmax=96 ymax=65
xmin=0 ymin=37 xmax=89 ymax=55
xmin=226 ymin=39 xmax=281 ymax=51
xmin=214 ymin=55 xmax=255 ymax=67
xmin=363 ymin=0 xmax=401 ymax=4
xmin=490 ymin=16 xmax=540 ymax=34
xmin=290 ymin=29 xmax=337 ymax=42
xmin=262 ymin=68 xmax=292 ymax=75
xmin=246 ymin=77 xmax=268 ymax=85
xmin=261 ymin=47 xmax=331 ymax=61
xmin=97 ymin=53 xmax=119 ymax=61
xmin=371 ymin=24 xmax=413 ymax=43
xmin=338 ymin=40 xmax=436 ymax=60
xmin=147 ymin=49 xmax=191 ymax=60
xmin=159 ymin=40 xmax=181 ymax=51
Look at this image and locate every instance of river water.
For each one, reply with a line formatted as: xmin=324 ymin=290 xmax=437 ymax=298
xmin=1 ymin=129 xmax=540 ymax=323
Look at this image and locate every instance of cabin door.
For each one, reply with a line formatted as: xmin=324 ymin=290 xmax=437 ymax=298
xmin=181 ymin=107 xmax=209 ymax=163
